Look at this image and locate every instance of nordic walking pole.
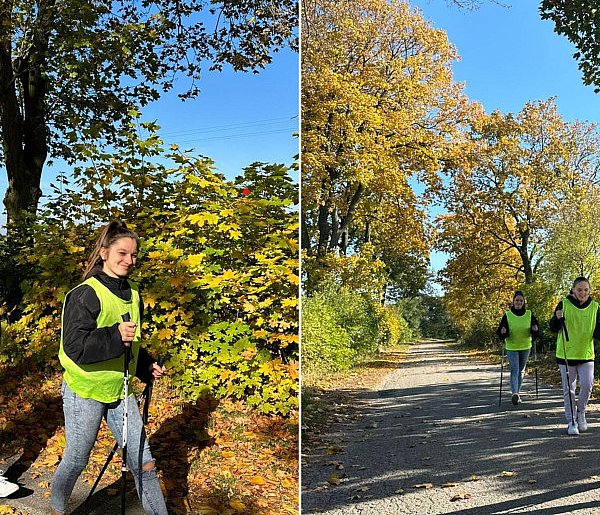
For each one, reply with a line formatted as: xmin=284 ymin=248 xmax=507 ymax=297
xmin=499 ymin=342 xmax=505 ymax=407
xmin=121 ymin=312 xmax=132 ymax=515
xmin=534 ymin=338 xmax=539 ymax=400
xmin=561 ymin=317 xmax=575 ymax=426
xmin=143 ymin=356 xmax=165 ymax=425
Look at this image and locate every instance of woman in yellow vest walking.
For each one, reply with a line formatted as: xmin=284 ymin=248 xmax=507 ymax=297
xmin=496 ymin=291 xmax=539 ymax=405
xmin=50 ymin=221 xmax=168 ymax=514
xmin=550 ymin=276 xmax=600 ymax=436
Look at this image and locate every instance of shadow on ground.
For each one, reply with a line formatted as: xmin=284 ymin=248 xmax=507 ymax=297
xmin=302 ymin=340 xmax=600 ymax=514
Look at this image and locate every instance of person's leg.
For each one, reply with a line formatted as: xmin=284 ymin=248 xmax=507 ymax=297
xmin=576 ymin=362 xmax=594 ymax=430
xmin=106 ymin=394 xmax=168 ymax=515
xmin=506 ymin=351 xmax=519 ymax=395
xmin=50 ymin=382 xmax=105 ymax=514
xmin=559 ymin=364 xmax=578 ymax=424
xmin=516 ymin=349 xmax=531 ymax=393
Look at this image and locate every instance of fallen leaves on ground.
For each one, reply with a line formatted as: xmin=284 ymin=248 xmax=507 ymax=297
xmin=325 ymin=444 xmax=344 ymax=455
xmin=0 ymin=508 xmax=27 ymax=515
xmin=327 ymin=473 xmax=341 ymax=485
xmin=413 ymin=483 xmax=433 ymax=489
xmin=0 ymin=365 xmax=298 ymax=515
xmin=450 ymin=492 xmax=472 ymax=501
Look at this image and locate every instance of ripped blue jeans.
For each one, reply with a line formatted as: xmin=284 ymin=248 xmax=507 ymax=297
xmin=51 ymin=381 xmax=168 ymax=514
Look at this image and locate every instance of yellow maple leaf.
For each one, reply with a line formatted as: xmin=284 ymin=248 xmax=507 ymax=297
xmin=281 ymin=298 xmax=298 ymax=307
xmin=156 ymin=328 xmax=173 ymax=340
xmin=221 ymin=269 xmax=237 ymax=280
xmin=250 ymin=475 xmax=267 ymax=485
xmin=229 ymin=499 xmax=246 ymax=512
xmin=183 ymin=254 xmax=205 ymax=267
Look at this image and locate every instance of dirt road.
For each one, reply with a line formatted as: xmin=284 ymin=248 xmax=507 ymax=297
xmin=301 ymin=340 xmax=600 ymax=514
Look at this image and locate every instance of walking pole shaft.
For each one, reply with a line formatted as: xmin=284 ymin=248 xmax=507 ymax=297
xmin=499 ymin=346 xmax=504 ymax=407
xmin=534 ymin=340 xmax=539 ymax=399
xmin=562 ymin=318 xmax=575 ymax=425
xmin=121 ymin=313 xmax=131 ymax=515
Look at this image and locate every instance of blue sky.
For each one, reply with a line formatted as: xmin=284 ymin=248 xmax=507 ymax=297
xmin=410 ymin=0 xmax=600 ymax=276
xmin=141 ymin=46 xmax=299 ymax=180
xmin=0 ymin=46 xmax=298 ymax=226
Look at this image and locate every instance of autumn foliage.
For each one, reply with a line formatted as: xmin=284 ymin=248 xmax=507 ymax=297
xmin=0 ymin=122 xmax=299 ymax=417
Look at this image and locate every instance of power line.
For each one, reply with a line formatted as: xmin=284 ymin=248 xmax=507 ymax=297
xmin=158 ymin=115 xmax=298 ymax=139
xmin=175 ymin=127 xmax=298 ymax=145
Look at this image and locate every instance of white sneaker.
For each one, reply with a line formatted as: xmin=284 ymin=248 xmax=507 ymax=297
xmin=578 ymin=412 xmax=588 ymax=432
xmin=0 ymin=471 xmax=18 ymax=497
xmin=567 ymin=422 xmax=580 ymax=435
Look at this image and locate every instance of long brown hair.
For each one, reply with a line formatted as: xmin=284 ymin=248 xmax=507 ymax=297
xmin=82 ymin=220 xmax=139 ymax=280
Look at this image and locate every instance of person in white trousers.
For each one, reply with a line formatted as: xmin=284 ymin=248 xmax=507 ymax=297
xmin=550 ymin=276 xmax=600 ymax=435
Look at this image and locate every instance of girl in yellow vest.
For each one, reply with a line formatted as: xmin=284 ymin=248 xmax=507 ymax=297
xmin=50 ymin=221 xmax=168 ymax=514
xmin=496 ymin=291 xmax=539 ymax=405
xmin=550 ymin=276 xmax=600 ymax=436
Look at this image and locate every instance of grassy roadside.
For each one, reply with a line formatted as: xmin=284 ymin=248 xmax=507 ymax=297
xmin=301 ymin=341 xmax=413 ymax=443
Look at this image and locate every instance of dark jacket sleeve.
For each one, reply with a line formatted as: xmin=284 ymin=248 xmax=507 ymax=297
xmin=549 ymin=301 xmax=564 ymax=333
xmin=593 ymin=306 xmax=600 ymax=341
xmin=530 ymin=313 xmax=540 ymax=339
xmin=62 ymin=286 xmax=125 ymax=365
xmin=135 ymin=347 xmax=155 ymax=384
xmin=496 ymin=313 xmax=509 ymax=340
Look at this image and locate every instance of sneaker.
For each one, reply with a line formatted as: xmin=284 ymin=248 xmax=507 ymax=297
xmin=0 ymin=471 xmax=18 ymax=497
xmin=578 ymin=412 xmax=588 ymax=432
xmin=511 ymin=393 xmax=520 ymax=405
xmin=567 ymin=422 xmax=580 ymax=435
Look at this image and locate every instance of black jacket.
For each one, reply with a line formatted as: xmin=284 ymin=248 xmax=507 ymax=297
xmin=496 ymin=306 xmax=540 ymax=341
xmin=549 ymin=294 xmax=600 ymax=365
xmin=62 ymin=270 xmax=154 ymax=384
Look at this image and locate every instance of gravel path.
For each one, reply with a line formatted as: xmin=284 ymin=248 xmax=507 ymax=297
xmin=301 ymin=339 xmax=600 ymax=514
xmin=0 ymin=451 xmax=146 ymax=514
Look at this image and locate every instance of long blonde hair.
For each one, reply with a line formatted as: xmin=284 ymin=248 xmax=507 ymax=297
xmin=82 ymin=220 xmax=139 ymax=280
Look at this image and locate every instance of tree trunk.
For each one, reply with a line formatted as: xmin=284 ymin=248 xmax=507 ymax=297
xmin=0 ymin=1 xmax=52 ymax=235
xmin=518 ymin=229 xmax=534 ymax=284
xmin=317 ymin=201 xmax=331 ymax=258
xmin=301 ymin=215 xmax=312 ymax=255
xmin=340 ymin=227 xmax=348 ymax=256
xmin=328 ymin=207 xmax=339 ymax=253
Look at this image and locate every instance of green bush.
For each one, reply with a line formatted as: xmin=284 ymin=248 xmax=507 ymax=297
xmin=302 ymin=284 xmax=404 ymax=375
xmin=1 ymin=125 xmax=298 ymax=416
xmin=301 ymin=289 xmax=356 ymax=374
xmin=376 ymin=304 xmax=413 ymax=349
